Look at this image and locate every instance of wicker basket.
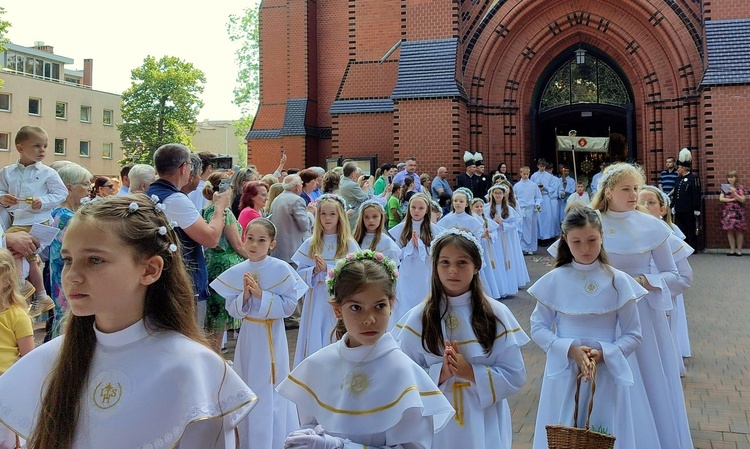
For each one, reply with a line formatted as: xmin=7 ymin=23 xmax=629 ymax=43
xmin=546 ymin=365 xmax=616 ymax=449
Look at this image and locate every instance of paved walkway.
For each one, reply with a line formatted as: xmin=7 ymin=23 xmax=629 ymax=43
xmin=212 ymin=251 xmax=750 ymax=447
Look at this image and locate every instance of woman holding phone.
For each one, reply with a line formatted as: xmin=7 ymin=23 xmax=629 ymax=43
xmin=720 ymin=170 xmax=747 ymax=256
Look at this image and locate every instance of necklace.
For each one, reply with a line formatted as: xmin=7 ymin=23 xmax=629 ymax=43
xmin=338 ymin=339 xmax=378 ymax=392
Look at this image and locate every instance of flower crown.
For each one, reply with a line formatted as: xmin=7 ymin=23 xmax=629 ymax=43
xmin=359 ymin=198 xmax=385 ymax=213
xmin=326 ymin=250 xmax=399 ymax=296
xmin=454 ymin=187 xmax=474 ymax=202
xmin=487 ymin=184 xmax=507 ymax=196
xmin=318 ymin=193 xmax=347 ymax=210
xmin=430 ymin=227 xmax=484 ymax=257
xmin=430 ymin=199 xmax=443 ymax=218
xmin=641 ymin=185 xmax=670 ymax=207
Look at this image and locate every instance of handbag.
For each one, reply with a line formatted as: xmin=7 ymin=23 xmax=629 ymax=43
xmin=545 ymin=364 xmax=616 ymax=449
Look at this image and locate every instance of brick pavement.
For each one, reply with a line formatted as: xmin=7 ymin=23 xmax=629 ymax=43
xmin=35 ymin=249 xmax=741 ymax=447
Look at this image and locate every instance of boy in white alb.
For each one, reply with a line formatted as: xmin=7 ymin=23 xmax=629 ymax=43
xmin=513 ymin=167 xmax=542 ymax=254
xmin=0 ymin=126 xmax=66 ymax=317
xmin=566 ymin=181 xmax=590 ymax=208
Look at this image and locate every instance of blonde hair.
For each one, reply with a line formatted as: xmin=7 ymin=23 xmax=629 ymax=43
xmin=640 ymin=185 xmax=674 ymax=226
xmin=310 ymin=197 xmax=353 ymax=259
xmin=353 ymin=203 xmax=386 ymax=250
xmin=399 ymin=193 xmax=434 ymax=247
xmin=0 ymin=249 xmax=25 ymax=310
xmin=590 ymin=163 xmax=645 ymax=212
xmin=265 ymin=183 xmax=284 ymax=215
xmin=727 ymin=170 xmax=740 ymax=186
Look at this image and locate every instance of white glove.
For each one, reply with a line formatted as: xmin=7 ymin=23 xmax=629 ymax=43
xmin=694 ymin=211 xmax=701 ymax=216
xmin=284 ymin=425 xmax=346 ymax=449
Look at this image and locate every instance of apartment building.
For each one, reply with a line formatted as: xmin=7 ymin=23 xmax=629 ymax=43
xmin=0 ymin=42 xmax=122 ymax=177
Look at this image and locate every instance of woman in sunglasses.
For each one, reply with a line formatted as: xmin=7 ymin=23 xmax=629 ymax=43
xmin=91 ymin=176 xmax=115 ymax=200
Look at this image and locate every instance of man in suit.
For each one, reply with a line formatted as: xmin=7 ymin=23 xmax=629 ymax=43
xmin=456 ymin=151 xmax=479 ymax=194
xmin=269 ymin=174 xmax=316 ymax=264
xmin=338 ymin=161 xmax=375 ymax=230
xmin=671 ymin=148 xmax=702 ymax=249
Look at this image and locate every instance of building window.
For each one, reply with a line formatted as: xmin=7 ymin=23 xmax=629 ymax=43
xmin=103 ymin=109 xmax=113 ymax=126
xmin=54 ymin=138 xmax=66 ymax=155
xmin=29 ymin=98 xmax=41 ymax=116
xmin=0 ymin=133 xmax=10 ymax=151
xmin=56 ymin=102 xmax=68 ymax=120
xmin=79 ymin=141 xmax=90 ymax=157
xmin=81 ymin=106 xmax=91 ymax=123
xmin=0 ymin=93 xmax=10 ymax=112
xmin=102 ymin=143 xmax=113 ymax=159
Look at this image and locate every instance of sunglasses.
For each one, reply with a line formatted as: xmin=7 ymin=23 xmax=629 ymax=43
xmin=104 ymin=184 xmax=114 ymax=189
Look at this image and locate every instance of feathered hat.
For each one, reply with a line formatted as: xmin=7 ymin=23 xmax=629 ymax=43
xmin=463 ymin=151 xmax=477 ymax=167
xmin=677 ymin=148 xmax=692 ymax=168
xmin=474 ymin=152 xmax=484 ymax=166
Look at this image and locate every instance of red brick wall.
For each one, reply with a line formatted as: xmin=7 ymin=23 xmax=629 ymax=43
xmin=405 ymin=0 xmax=458 ymax=40
xmin=703 ymin=1 xmax=750 ymax=21
xmin=331 ymin=113 xmax=394 ymax=164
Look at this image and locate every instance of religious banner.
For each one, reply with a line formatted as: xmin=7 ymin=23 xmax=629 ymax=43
xmin=556 ymin=136 xmax=610 ymax=153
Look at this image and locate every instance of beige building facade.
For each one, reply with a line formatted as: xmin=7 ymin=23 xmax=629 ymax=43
xmin=0 ymin=42 xmax=122 ymax=177
xmin=193 ymin=119 xmax=243 ymax=167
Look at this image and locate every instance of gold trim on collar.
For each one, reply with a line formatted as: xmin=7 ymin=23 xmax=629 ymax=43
xmin=216 ymin=277 xmax=242 ymax=292
xmin=286 ymin=375 xmax=441 ymax=415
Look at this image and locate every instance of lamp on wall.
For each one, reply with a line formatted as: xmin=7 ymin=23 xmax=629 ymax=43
xmin=575 ymin=46 xmax=586 ymax=65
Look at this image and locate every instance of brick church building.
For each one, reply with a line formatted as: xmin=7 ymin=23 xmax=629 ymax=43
xmin=247 ymin=0 xmax=750 ymax=248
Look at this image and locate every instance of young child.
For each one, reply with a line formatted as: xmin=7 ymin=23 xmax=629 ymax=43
xmin=0 ymin=195 xmax=256 ymax=449
xmin=430 ymin=199 xmax=443 ymax=223
xmin=353 ymin=199 xmax=402 ymax=263
xmin=388 ymin=193 xmax=443 ymax=326
xmin=639 ymin=186 xmax=694 ymax=374
xmin=277 ymin=251 xmax=454 ymax=449
xmin=530 ymin=160 xmax=555 ymax=242
xmin=590 ymin=163 xmax=691 ymax=449
xmin=292 ymin=194 xmax=360 ymax=365
xmin=386 ymin=182 xmax=403 ymax=229
xmin=490 ymin=183 xmax=530 ymax=290
xmin=210 ymin=218 xmax=308 ymax=449
xmin=394 ymin=229 xmax=528 ymax=449
xmin=513 ymin=166 xmax=542 ymax=254
xmin=0 ymin=126 xmax=67 ymax=317
xmin=566 ymin=180 xmax=590 ymax=208
xmin=471 ymin=197 xmax=511 ymax=299
xmin=545 ymin=164 xmax=562 ymax=238
xmin=529 ymin=204 xmax=646 ymax=449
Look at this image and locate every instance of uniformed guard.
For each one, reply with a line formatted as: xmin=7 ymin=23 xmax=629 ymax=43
xmin=671 ymin=147 xmax=702 ymax=248
xmin=456 ymin=151 xmax=479 ymax=194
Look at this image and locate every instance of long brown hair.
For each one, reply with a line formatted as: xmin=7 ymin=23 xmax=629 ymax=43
xmin=421 ymin=233 xmax=502 ymax=356
xmin=553 ymin=203 xmax=611 ymax=268
xmin=399 ymin=193 xmax=434 ymax=247
xmin=488 ymin=186 xmax=510 ymax=220
xmin=353 ymin=203 xmax=386 ymax=250
xmin=28 ymin=195 xmax=206 ymax=449
xmin=500 ymin=180 xmax=517 ymax=209
xmin=330 ymin=258 xmax=395 ymax=341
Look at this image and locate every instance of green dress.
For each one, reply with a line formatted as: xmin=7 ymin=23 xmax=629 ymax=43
xmin=201 ymin=205 xmax=245 ymax=331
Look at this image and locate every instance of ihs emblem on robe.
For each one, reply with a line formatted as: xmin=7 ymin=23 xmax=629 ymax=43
xmin=445 ymin=314 xmax=460 ymax=331
xmin=583 ymin=280 xmax=600 ymax=296
xmin=348 ymin=373 xmax=369 ymax=394
xmin=93 ymin=382 xmax=122 ymax=409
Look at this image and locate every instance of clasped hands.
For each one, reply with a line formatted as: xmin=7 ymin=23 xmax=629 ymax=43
xmin=440 ymin=340 xmax=475 ymax=385
xmin=285 ymin=425 xmax=345 ymax=449
xmin=568 ymin=345 xmax=602 ymax=382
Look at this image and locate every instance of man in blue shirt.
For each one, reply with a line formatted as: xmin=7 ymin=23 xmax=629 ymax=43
xmin=658 ymin=156 xmax=679 ymax=194
xmin=392 ymin=157 xmax=422 ymax=192
xmin=431 ymin=166 xmax=452 ymax=198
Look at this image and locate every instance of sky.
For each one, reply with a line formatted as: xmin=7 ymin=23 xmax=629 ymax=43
xmin=3 ymin=0 xmax=257 ymax=121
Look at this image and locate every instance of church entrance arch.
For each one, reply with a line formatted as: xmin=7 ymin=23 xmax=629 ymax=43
xmin=531 ymin=44 xmax=635 ymax=182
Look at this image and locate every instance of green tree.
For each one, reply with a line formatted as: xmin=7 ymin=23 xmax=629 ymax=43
xmin=0 ymin=7 xmax=11 ymax=89
xmin=118 ymin=55 xmax=206 ymax=165
xmin=227 ymin=6 xmax=260 ymax=167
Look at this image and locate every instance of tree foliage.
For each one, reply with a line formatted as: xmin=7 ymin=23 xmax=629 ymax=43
xmin=0 ymin=7 xmax=11 ymax=89
xmin=118 ymin=55 xmax=206 ymax=165
xmin=227 ymin=6 xmax=260 ymax=167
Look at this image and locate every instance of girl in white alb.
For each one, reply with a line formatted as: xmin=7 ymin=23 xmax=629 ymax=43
xmin=353 ymin=199 xmax=402 ymax=263
xmin=591 ymin=164 xmax=692 ymax=449
xmin=278 ymin=251 xmax=454 ymax=449
xmin=0 ymin=196 xmax=256 ymax=449
xmin=529 ymin=204 xmax=646 ymax=449
xmin=394 ymin=230 xmax=528 ymax=449
xmin=210 ymin=218 xmax=308 ymax=449
xmin=471 ymin=197 xmax=511 ymax=298
xmin=388 ymin=193 xmax=442 ymax=326
xmin=487 ymin=183 xmax=530 ymax=291
xmin=292 ymin=194 xmax=360 ymax=366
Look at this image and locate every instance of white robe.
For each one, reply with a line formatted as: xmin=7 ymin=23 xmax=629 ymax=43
xmin=602 ymin=210 xmax=693 ymax=449
xmin=528 ymin=260 xmax=646 ymax=449
xmin=547 ymin=175 xmax=562 ymax=237
xmin=669 ymin=222 xmax=692 ymax=358
xmin=475 ymin=213 xmax=511 ymax=298
xmin=530 ymin=171 xmax=556 ymax=239
xmin=394 ymin=292 xmax=529 ymax=449
xmin=210 ymin=256 xmax=309 ymax=449
xmin=277 ymin=333 xmax=455 ymax=449
xmin=513 ymin=180 xmax=541 ymax=252
xmin=0 ymin=320 xmax=256 ymax=449
xmin=292 ymin=234 xmax=360 ymax=366
xmin=388 ymin=220 xmax=443 ymax=327
xmin=558 ymin=175 xmax=576 ymax=217
xmin=360 ymin=232 xmax=402 ymax=264
xmin=486 ymin=204 xmax=529 ymax=291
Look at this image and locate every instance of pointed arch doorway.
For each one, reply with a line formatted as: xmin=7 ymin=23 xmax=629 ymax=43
xmin=531 ymin=45 xmax=635 ymax=184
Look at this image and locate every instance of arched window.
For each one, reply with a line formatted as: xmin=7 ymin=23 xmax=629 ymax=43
xmin=540 ymin=56 xmax=629 ymax=112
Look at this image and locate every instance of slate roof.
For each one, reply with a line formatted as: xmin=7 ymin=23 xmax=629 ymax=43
xmin=329 ymin=99 xmax=394 ymax=114
xmin=280 ymin=98 xmax=308 ymax=135
xmin=702 ymin=19 xmax=750 ymax=86
xmin=391 ymin=39 xmax=466 ymax=99
xmin=246 ymin=129 xmax=281 ymax=140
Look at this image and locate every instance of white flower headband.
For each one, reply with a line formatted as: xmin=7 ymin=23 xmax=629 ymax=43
xmin=359 ymin=198 xmax=385 ymax=213
xmin=597 ymin=164 xmax=635 ymax=192
xmin=326 ymin=250 xmax=399 ymax=296
xmin=641 ymin=185 xmax=670 ymax=207
xmin=487 ymin=184 xmax=507 ymax=196
xmin=430 ymin=227 xmax=484 ymax=257
xmin=318 ymin=193 xmax=347 ymax=210
xmin=454 ymin=187 xmax=474 ymax=202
